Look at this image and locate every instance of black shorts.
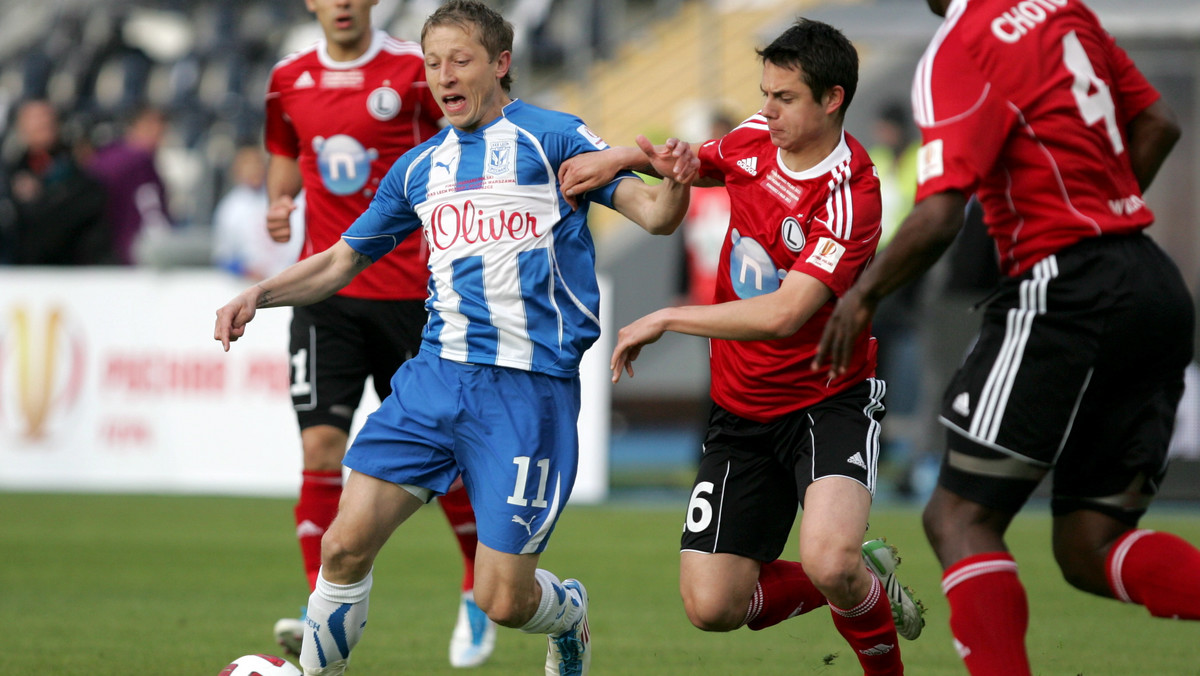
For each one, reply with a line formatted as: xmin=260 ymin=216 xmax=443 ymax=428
xmin=937 ymin=233 xmax=1194 ymax=524
xmin=289 ymin=295 xmax=426 ymax=432
xmin=679 ymin=379 xmax=886 ymax=562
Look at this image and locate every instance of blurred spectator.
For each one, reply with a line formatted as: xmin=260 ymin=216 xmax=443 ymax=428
xmin=867 ymin=101 xmax=926 ymax=497
xmin=87 ymin=103 xmax=173 ymax=265
xmin=0 ymin=99 xmax=113 ymax=265
xmin=211 ymin=145 xmax=303 ymax=280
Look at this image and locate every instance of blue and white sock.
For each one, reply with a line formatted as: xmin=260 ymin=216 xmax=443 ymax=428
xmin=299 ymin=568 xmax=372 ymax=672
xmin=519 ymin=568 xmax=582 ymax=637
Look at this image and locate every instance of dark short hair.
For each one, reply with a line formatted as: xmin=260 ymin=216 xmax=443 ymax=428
xmin=757 ymin=18 xmax=859 ymax=119
xmin=421 ymin=0 xmax=515 ymax=92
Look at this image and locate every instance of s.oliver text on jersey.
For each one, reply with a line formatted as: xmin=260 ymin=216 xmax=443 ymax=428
xmin=428 ymin=200 xmax=542 ymax=250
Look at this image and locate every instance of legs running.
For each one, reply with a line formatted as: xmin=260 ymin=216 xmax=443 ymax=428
xmin=297 ymin=425 xmax=351 ymax=589
xmin=1054 ymin=509 xmax=1200 ymax=620
xmin=275 ymin=425 xmax=350 ymax=657
xmin=299 ymin=471 xmax=425 ymax=675
xmin=471 ymin=544 xmax=589 ymax=675
xmin=439 ymin=479 xmax=496 ymax=667
xmin=679 ymin=478 xmax=905 ymax=674
xmin=801 ymin=478 xmax=905 ymax=676
xmin=923 ymin=486 xmax=1030 ymax=676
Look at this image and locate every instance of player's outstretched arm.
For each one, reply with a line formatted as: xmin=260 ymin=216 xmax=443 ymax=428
xmin=214 ymin=240 xmax=371 ymax=351
xmin=612 ymin=271 xmax=831 ymax=383
xmin=639 ymin=135 xmax=699 ymax=186
xmin=559 ymin=136 xmax=711 ymax=209
xmin=1127 ymin=99 xmax=1180 ymax=193
xmin=609 ymin=136 xmax=695 ymax=235
xmin=813 ymin=190 xmax=966 ymax=375
xmin=559 ymin=145 xmax=647 ymax=208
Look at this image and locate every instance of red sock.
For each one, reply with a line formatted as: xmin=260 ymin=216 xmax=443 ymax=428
xmin=294 ymin=470 xmax=342 ymax=592
xmin=1107 ymin=529 xmax=1200 ymax=620
xmin=438 ymin=481 xmax=479 ymax=592
xmin=829 ymin=575 xmax=903 ymax=676
xmin=943 ymin=552 xmax=1031 ymax=676
xmin=745 ymin=559 xmax=829 ymax=630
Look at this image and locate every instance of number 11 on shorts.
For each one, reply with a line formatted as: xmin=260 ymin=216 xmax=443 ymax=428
xmin=508 ymin=456 xmax=551 ymax=508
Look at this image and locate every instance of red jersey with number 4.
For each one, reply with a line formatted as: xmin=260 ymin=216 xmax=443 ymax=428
xmin=266 ymin=30 xmax=442 ymax=299
xmin=698 ymin=119 xmax=881 ymax=421
xmin=912 ymin=0 xmax=1160 ymax=277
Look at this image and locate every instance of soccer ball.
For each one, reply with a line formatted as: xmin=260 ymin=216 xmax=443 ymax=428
xmin=218 ymin=654 xmax=302 ymax=676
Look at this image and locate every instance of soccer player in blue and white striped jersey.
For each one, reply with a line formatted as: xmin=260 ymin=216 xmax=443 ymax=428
xmin=214 ymin=3 xmax=696 ymax=674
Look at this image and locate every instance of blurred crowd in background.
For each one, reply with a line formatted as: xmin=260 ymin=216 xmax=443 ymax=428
xmin=0 ymin=0 xmax=629 ymax=270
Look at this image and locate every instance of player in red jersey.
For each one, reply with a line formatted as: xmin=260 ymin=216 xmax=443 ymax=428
xmin=262 ymin=0 xmax=493 ymax=667
xmin=816 ymin=1 xmax=1200 ymax=674
xmin=561 ymin=19 xmax=924 ymax=675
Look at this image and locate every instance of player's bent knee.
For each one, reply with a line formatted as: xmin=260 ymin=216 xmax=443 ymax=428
xmin=475 ymin=590 xmax=533 ymax=628
xmin=681 ymin=593 xmax=744 ymax=631
xmin=319 ymin=530 xmax=374 ymax=579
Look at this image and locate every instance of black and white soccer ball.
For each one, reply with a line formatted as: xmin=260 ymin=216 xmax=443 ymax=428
xmin=219 ymin=654 xmax=302 ymax=676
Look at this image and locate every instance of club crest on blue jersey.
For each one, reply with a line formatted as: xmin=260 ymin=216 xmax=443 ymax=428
xmin=313 ymin=134 xmax=379 ymax=196
xmin=486 ymin=140 xmax=515 ymax=177
xmin=367 ymin=86 xmax=401 ymax=121
xmin=729 ymin=228 xmax=786 ymax=299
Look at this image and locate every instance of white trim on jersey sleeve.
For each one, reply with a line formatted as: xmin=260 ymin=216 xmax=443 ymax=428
xmin=382 ymin=36 xmax=424 ymax=57
xmin=913 ymin=3 xmax=966 ymax=127
xmin=823 ymin=159 xmax=855 ymax=239
xmin=740 ymin=114 xmax=770 ymax=132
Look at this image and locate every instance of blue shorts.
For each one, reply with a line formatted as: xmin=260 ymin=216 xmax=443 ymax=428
xmin=343 ymin=350 xmax=581 ymax=555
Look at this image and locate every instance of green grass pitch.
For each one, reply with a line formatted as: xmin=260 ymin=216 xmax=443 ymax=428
xmin=1 ymin=492 xmax=1198 ymax=675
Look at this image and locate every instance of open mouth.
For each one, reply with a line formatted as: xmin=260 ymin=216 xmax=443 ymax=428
xmin=442 ymin=94 xmax=467 ymax=113
xmin=334 ymin=14 xmax=352 ymax=29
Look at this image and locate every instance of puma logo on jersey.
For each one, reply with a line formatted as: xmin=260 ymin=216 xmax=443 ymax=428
xmin=952 ymin=392 xmax=971 ymax=417
xmin=847 ymin=452 xmax=867 ymax=470
xmin=512 ymin=515 xmax=534 ymax=536
xmin=737 ymin=157 xmax=758 ymax=176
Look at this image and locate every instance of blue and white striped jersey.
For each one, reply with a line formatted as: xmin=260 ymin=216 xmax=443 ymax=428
xmin=342 ymin=99 xmax=632 ymax=377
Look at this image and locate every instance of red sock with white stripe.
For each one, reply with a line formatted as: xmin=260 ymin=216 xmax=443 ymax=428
xmin=294 ymin=470 xmax=342 ymax=592
xmin=942 ymin=552 xmax=1031 ymax=676
xmin=1107 ymin=529 xmax=1200 ymax=620
xmin=438 ymin=482 xmax=479 ymax=592
xmin=744 ymin=559 xmax=829 ymax=630
xmin=828 ymin=575 xmax=904 ymax=676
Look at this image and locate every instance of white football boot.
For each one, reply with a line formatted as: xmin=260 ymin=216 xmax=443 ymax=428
xmin=862 ymin=538 xmax=927 ymax=640
xmin=449 ymin=591 xmax=497 ymax=668
xmin=545 ymin=579 xmax=590 ymax=676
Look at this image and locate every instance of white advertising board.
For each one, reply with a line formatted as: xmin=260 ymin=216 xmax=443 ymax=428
xmin=0 ymin=269 xmax=610 ymax=503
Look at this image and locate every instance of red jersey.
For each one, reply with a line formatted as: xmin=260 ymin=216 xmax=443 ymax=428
xmin=698 ymin=119 xmax=881 ymax=421
xmin=912 ymin=0 xmax=1160 ymax=277
xmin=265 ymin=30 xmax=442 ymax=299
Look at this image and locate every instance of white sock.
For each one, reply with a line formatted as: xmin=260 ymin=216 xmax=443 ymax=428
xmin=299 ymin=568 xmax=373 ymax=672
xmin=519 ymin=569 xmax=582 ymax=637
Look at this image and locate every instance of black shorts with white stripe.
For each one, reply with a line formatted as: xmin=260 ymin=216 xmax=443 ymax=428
xmin=680 ymin=379 xmax=886 ymax=562
xmin=936 ymin=232 xmax=1193 ymax=523
xmin=289 ymin=295 xmax=427 ymax=432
